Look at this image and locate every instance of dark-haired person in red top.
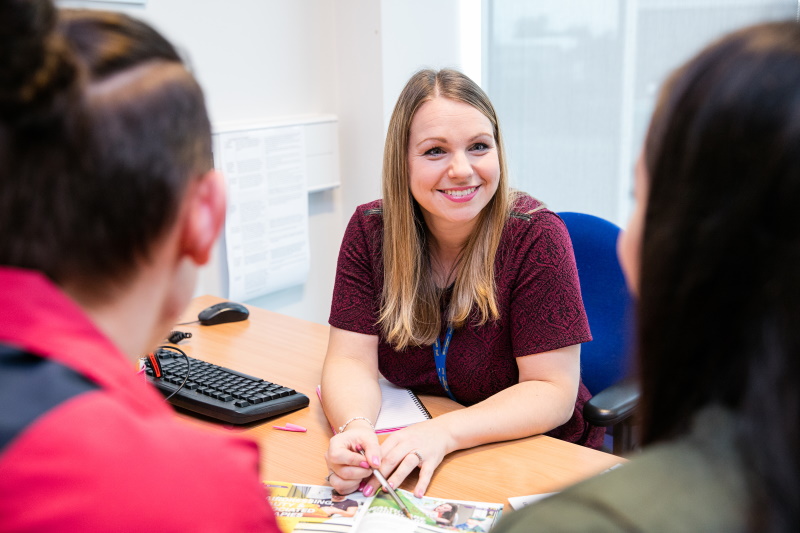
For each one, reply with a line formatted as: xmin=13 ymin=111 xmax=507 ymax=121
xmin=0 ymin=2 xmax=279 ymax=531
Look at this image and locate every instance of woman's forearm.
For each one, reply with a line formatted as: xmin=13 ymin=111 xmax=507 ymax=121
xmin=433 ymin=378 xmax=577 ymax=454
xmin=433 ymin=344 xmax=581 ymax=453
xmin=321 ymin=356 xmax=382 ymax=431
xmin=320 ymin=327 xmax=383 ymax=431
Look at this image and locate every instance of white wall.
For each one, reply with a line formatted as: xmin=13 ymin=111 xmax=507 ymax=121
xmin=58 ymin=0 xmax=477 ymax=325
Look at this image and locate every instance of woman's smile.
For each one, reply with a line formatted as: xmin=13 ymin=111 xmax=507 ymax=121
xmin=439 ymin=185 xmax=480 ymax=201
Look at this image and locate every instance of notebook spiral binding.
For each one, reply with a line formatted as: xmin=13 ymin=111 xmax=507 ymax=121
xmin=406 ymin=388 xmax=432 ymax=419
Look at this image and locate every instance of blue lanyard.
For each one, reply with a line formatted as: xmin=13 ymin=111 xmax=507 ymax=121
xmin=433 ymin=325 xmax=457 ymax=402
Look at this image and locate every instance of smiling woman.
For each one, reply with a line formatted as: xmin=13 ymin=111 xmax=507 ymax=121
xmin=407 ymin=96 xmax=500 ymax=253
xmin=320 ymin=69 xmax=604 ymax=501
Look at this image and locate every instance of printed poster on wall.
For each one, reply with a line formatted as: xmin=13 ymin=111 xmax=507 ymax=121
xmin=214 ymin=125 xmax=310 ymax=301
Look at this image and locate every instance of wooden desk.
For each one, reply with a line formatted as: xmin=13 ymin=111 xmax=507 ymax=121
xmin=175 ymin=295 xmax=623 ymax=510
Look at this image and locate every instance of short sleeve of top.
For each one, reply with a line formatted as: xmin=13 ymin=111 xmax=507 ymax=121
xmin=328 ymin=201 xmax=385 ymax=334
xmin=329 ymin=196 xmax=592 ymax=406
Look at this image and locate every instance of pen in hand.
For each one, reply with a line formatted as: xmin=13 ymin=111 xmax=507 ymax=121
xmin=359 ymin=448 xmax=413 ymax=519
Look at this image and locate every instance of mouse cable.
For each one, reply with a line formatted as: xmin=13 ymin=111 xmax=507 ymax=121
xmin=175 ymin=320 xmax=200 ymax=326
xmin=157 ymin=344 xmax=191 ymax=402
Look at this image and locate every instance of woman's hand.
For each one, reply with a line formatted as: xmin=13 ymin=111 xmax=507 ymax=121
xmin=349 ymin=344 xmax=582 ymax=499
xmin=324 ymin=422 xmax=381 ymax=495
xmin=320 ymin=327 xmax=382 ymax=495
xmin=363 ymin=419 xmax=452 ymax=499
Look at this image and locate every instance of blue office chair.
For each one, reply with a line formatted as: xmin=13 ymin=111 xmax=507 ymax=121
xmin=559 ymin=212 xmax=638 ymax=455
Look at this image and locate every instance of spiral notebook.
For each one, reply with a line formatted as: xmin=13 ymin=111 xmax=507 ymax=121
xmin=317 ymin=378 xmax=431 ymax=433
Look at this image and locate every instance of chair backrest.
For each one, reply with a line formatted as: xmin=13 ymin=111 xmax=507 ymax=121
xmin=558 ymin=212 xmax=634 ymax=395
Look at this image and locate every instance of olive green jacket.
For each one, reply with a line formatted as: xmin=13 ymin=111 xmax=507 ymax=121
xmin=493 ymin=406 xmax=748 ymax=532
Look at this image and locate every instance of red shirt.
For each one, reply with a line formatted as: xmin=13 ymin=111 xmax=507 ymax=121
xmin=329 ymin=196 xmax=603 ymax=447
xmin=0 ymin=267 xmax=280 ymax=532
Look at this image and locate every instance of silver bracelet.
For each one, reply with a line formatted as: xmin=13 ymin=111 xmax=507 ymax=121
xmin=338 ymin=416 xmax=374 ymax=434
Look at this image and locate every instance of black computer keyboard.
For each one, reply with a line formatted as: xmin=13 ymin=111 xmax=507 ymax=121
xmin=144 ymin=348 xmax=309 ymax=424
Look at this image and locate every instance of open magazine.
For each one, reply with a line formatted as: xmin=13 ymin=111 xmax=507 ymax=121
xmin=265 ymin=481 xmax=504 ymax=533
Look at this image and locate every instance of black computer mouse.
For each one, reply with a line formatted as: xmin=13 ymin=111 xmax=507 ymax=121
xmin=198 ymin=301 xmax=250 ymax=326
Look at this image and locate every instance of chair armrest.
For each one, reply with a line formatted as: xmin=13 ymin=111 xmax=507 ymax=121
xmin=583 ymin=378 xmax=639 ymax=427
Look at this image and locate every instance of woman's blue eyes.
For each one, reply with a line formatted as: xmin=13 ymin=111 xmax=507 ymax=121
xmin=422 ymin=143 xmax=491 ymax=156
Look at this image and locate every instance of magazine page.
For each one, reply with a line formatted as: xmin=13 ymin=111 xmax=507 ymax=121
xmin=357 ymin=489 xmax=504 ymax=532
xmin=264 ymin=482 xmax=371 ymax=533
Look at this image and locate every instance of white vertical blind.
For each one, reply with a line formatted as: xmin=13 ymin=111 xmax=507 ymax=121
xmin=485 ymin=0 xmax=795 ymax=225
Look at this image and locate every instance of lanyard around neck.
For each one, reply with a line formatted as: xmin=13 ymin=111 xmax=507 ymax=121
xmin=433 ymin=325 xmax=457 ymax=402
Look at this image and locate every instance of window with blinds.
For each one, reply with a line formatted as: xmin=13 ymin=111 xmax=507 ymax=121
xmin=484 ymin=0 xmax=796 ymax=224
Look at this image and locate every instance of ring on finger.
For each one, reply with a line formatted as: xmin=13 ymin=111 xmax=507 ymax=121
xmin=325 ymin=470 xmax=334 ymax=482
xmin=409 ymin=450 xmax=423 ymax=464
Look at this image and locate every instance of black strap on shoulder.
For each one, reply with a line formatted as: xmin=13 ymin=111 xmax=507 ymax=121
xmin=510 ymin=202 xmax=550 ymax=222
xmin=0 ymin=344 xmax=99 ymax=451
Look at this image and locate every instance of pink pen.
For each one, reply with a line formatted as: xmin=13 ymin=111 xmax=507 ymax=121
xmin=272 ymin=423 xmax=307 ymax=432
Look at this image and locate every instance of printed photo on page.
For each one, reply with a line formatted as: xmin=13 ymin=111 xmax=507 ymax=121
xmin=264 ymin=482 xmax=503 ymax=533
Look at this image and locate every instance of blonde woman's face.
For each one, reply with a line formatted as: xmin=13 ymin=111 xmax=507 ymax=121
xmin=407 ymin=96 xmax=500 ymax=238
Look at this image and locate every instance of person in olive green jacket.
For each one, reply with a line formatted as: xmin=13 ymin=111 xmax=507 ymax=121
xmin=494 ymin=20 xmax=800 ymax=533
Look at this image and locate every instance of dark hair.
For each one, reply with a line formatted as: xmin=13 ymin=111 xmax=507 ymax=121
xmin=0 ymin=2 xmax=212 ymax=299
xmin=639 ymin=21 xmax=800 ymax=531
xmin=0 ymin=0 xmax=86 ymax=277
xmin=437 ymin=502 xmax=458 ymax=522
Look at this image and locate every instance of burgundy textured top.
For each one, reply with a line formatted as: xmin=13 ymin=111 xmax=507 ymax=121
xmin=329 ymin=195 xmax=603 ymax=447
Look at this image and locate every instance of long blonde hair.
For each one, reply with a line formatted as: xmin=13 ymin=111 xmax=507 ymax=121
xmin=379 ymin=69 xmax=516 ymax=350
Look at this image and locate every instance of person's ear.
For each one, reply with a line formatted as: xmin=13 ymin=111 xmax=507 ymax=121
xmin=181 ymin=169 xmax=226 ymax=265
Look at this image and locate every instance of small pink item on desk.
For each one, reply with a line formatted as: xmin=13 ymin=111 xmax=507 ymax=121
xmin=273 ymin=423 xmax=307 ymax=432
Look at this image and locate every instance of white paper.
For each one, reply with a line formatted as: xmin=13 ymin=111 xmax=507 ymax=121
xmin=215 ymin=126 xmax=310 ymax=301
xmin=507 ymin=492 xmax=558 ymax=510
xmin=507 ymin=462 xmax=624 ymax=510
xmin=374 ymin=379 xmax=431 ymax=432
